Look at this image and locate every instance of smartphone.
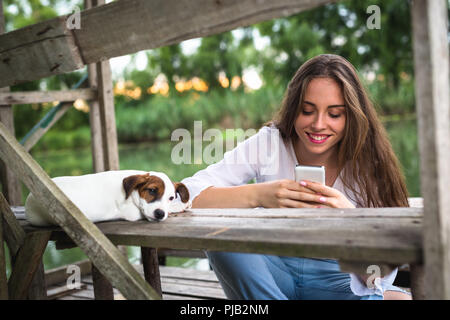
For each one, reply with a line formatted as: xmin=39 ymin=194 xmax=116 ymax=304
xmin=295 ymin=165 xmax=326 ymax=184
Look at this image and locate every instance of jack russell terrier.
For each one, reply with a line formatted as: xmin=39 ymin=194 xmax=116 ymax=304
xmin=25 ymin=170 xmax=191 ymax=227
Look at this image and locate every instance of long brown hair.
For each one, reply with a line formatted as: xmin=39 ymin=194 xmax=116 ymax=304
xmin=270 ymin=54 xmax=409 ymax=207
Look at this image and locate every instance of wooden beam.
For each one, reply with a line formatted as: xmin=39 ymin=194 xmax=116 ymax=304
xmin=0 ymin=89 xmax=97 ymax=105
xmin=412 ymin=0 xmax=450 ymax=299
xmin=0 ymin=122 xmax=160 ymax=300
xmin=35 ymin=207 xmax=423 ymax=265
xmin=7 ymin=231 xmax=51 ymax=299
xmin=0 ymin=0 xmax=335 ymax=87
xmin=0 ymin=189 xmax=26 ymax=257
xmin=0 ymin=15 xmax=84 ymax=87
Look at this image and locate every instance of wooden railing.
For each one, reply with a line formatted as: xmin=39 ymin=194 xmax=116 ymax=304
xmin=0 ymin=0 xmax=448 ymax=299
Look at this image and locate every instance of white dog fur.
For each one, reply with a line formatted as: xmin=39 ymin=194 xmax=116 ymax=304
xmin=25 ymin=170 xmax=191 ymax=226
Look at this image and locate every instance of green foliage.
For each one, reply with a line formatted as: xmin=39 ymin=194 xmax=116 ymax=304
xmin=115 ymin=86 xmax=284 ymax=143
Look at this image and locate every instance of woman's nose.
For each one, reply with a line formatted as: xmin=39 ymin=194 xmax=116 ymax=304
xmin=312 ymin=114 xmax=326 ymax=130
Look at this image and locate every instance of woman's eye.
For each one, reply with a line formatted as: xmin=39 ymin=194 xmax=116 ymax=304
xmin=302 ymin=110 xmax=314 ymax=115
xmin=329 ymin=113 xmax=341 ymax=119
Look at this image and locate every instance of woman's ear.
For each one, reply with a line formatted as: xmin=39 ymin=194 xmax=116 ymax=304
xmin=123 ymin=174 xmax=149 ymax=199
xmin=173 ymin=182 xmax=190 ymax=203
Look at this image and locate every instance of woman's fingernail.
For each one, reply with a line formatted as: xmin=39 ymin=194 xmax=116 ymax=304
xmin=319 ymin=196 xmax=327 ymax=202
xmin=300 ymin=181 xmax=307 ymax=186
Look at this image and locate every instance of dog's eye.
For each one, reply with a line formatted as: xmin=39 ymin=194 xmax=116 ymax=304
xmin=148 ymin=188 xmax=157 ymax=194
xmin=169 ymin=196 xmax=174 ymax=201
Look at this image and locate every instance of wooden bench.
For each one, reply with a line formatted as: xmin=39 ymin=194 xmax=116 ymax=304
xmin=13 ymin=205 xmax=424 ymax=299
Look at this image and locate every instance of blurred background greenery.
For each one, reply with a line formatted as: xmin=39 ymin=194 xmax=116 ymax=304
xmin=4 ymin=0 xmax=448 ymax=272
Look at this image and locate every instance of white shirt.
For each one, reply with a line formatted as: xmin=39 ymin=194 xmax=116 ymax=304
xmin=181 ymin=125 xmax=397 ymax=296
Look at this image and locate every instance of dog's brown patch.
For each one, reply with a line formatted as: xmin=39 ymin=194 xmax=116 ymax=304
xmin=123 ymin=174 xmax=165 ymax=202
xmin=173 ymin=182 xmax=190 ymax=203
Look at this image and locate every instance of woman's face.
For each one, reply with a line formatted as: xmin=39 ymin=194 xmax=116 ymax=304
xmin=294 ymin=77 xmax=346 ymax=161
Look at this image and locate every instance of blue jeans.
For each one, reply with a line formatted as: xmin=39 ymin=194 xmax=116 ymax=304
xmin=206 ymin=251 xmax=409 ymax=300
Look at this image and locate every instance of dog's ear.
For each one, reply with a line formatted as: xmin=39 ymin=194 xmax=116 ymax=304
xmin=173 ymin=182 xmax=190 ymax=203
xmin=123 ymin=174 xmax=149 ymax=199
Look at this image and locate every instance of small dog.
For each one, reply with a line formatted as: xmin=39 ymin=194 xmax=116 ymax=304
xmin=25 ymin=170 xmax=191 ymax=226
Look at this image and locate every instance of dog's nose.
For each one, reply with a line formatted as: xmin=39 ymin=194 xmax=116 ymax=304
xmin=154 ymin=209 xmax=165 ymax=220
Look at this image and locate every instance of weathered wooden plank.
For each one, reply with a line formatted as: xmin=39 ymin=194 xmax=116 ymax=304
xmin=85 ymin=0 xmax=106 ymax=173
xmin=0 ymin=193 xmax=26 ymax=255
xmin=0 ymin=121 xmax=159 ymax=300
xmin=179 ymin=207 xmax=423 ymax=219
xmin=158 ymin=248 xmax=207 ymax=260
xmin=81 ymin=265 xmax=225 ymax=300
xmin=412 ymin=0 xmax=450 ymax=300
xmin=410 ymin=263 xmax=425 ymax=300
xmin=158 ymin=265 xmax=219 ymax=283
xmin=0 ymin=0 xmax=22 ymax=209
xmin=0 ymin=16 xmax=84 ymax=87
xmin=97 ymin=60 xmax=119 ymax=171
xmin=0 ymin=103 xmax=22 ymax=205
xmin=47 ymin=283 xmax=87 ymax=300
xmin=27 ymin=261 xmax=48 ymax=299
xmin=0 ymin=89 xmax=97 ymax=105
xmin=161 ymin=282 xmax=226 ymax=300
xmin=141 ymin=247 xmax=162 ymax=297
xmin=0 ymin=194 xmax=8 ymax=299
xmin=91 ymin=264 xmax=114 ymax=300
xmin=34 ymin=209 xmax=423 ymax=265
xmin=0 ymin=0 xmax=335 ymax=87
xmin=7 ymin=231 xmax=51 ymax=299
xmin=45 ymin=259 xmax=91 ymax=287
xmin=87 ymin=60 xmax=105 ymax=173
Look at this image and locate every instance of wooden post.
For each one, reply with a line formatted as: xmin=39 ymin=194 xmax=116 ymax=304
xmin=86 ymin=0 xmax=105 ymax=173
xmin=411 ymin=0 xmax=450 ymax=299
xmin=7 ymin=231 xmax=51 ymax=300
xmin=97 ymin=59 xmax=120 ymax=171
xmin=84 ymin=0 xmax=124 ymax=299
xmin=141 ymin=247 xmax=162 ymax=298
xmin=0 ymin=0 xmax=21 ymax=206
xmin=87 ymin=62 xmax=105 ymax=173
xmin=92 ymin=265 xmax=114 ymax=300
xmin=410 ymin=263 xmax=425 ymax=300
xmin=0 ymin=194 xmax=8 ymax=299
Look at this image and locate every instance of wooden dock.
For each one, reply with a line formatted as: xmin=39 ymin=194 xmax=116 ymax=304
xmin=46 ymin=263 xmax=226 ymax=300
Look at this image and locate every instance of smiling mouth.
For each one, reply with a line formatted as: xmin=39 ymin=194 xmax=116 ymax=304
xmin=306 ymin=132 xmax=331 ymax=144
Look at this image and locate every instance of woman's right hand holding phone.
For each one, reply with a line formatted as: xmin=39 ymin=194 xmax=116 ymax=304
xmin=256 ymin=179 xmax=326 ymax=208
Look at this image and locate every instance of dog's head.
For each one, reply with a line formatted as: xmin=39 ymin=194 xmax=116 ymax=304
xmin=122 ymin=171 xmax=190 ymax=222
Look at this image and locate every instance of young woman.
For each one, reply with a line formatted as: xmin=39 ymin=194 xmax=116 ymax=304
xmin=181 ymin=54 xmax=412 ymax=300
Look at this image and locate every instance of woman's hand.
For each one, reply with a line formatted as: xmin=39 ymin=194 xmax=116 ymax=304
xmin=256 ymin=179 xmax=329 ymax=208
xmin=298 ymin=180 xmax=356 ymax=209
